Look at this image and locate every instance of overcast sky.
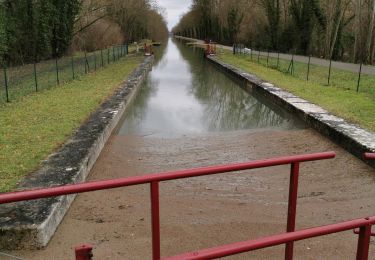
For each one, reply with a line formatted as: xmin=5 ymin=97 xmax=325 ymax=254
xmin=157 ymin=0 xmax=192 ymax=30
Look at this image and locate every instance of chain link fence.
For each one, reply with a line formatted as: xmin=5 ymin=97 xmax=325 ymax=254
xmin=0 ymin=44 xmax=129 ymax=105
xmin=232 ymin=44 xmax=375 ymax=95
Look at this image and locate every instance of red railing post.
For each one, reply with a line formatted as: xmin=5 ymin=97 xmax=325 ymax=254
xmin=285 ymin=162 xmax=300 ymax=260
xmin=364 ymin=153 xmax=375 ymax=160
xmin=75 ymin=244 xmax=93 ymax=260
xmin=356 ymin=223 xmax=372 ymax=260
xmin=151 ymin=181 xmax=161 ymax=260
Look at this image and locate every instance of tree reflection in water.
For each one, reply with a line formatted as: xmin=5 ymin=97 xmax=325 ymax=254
xmin=116 ymin=38 xmax=304 ymax=137
xmin=176 ymin=40 xmax=305 ymax=131
xmin=115 ymin=43 xmax=168 ymax=135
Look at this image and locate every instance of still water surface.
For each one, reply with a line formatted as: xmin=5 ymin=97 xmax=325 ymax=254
xmin=116 ymin=39 xmax=304 ymax=137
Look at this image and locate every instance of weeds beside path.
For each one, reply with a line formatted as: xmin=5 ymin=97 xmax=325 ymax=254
xmin=216 ymin=51 xmax=375 ymax=133
xmin=0 ymin=54 xmax=143 ymax=192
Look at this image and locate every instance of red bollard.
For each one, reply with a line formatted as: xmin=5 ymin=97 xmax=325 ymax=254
xmin=75 ymin=244 xmax=93 ymax=260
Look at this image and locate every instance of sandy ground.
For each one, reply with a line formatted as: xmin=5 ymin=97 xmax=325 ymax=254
xmin=9 ymin=128 xmax=375 ymax=260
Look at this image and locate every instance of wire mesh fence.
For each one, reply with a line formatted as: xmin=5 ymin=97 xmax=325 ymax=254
xmin=232 ymin=44 xmax=375 ymax=96
xmin=0 ymin=44 xmax=129 ymax=105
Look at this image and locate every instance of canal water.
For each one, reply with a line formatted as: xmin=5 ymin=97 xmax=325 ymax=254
xmin=116 ymin=38 xmax=304 ymax=137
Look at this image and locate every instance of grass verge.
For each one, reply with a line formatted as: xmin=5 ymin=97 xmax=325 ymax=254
xmin=216 ymin=50 xmax=375 ymax=133
xmin=0 ymin=54 xmax=143 ymax=192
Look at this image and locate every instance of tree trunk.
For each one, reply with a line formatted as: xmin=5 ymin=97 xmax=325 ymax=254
xmin=353 ymin=0 xmax=362 ymax=62
xmin=365 ymin=0 xmax=375 ymax=63
xmin=329 ymin=0 xmax=350 ymax=59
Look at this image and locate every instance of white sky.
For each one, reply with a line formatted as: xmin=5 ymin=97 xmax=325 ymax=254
xmin=157 ymin=0 xmax=192 ymax=30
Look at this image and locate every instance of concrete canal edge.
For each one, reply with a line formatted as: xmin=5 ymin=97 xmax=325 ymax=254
xmin=206 ymin=56 xmax=375 ymax=167
xmin=0 ymin=56 xmax=154 ymax=250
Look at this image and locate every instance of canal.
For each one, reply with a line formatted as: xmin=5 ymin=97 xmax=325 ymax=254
xmin=16 ymin=39 xmax=375 ymax=260
xmin=116 ymin=38 xmax=304 ymax=137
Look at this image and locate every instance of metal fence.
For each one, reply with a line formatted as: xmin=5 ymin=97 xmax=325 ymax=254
xmin=0 ymin=151 xmax=336 ymax=259
xmin=0 ymin=44 xmax=129 ymax=105
xmin=232 ymin=44 xmax=375 ymax=94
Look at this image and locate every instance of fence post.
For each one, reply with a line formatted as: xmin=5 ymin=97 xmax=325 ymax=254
xmin=107 ymin=49 xmax=110 ymax=64
xmin=3 ymin=65 xmax=9 ymax=103
xmin=285 ymin=162 xmax=300 ymax=260
xmin=291 ymin=54 xmax=295 ymax=75
xmin=33 ymin=62 xmax=38 ymax=92
xmin=328 ymin=57 xmax=332 ymax=85
xmin=267 ymin=50 xmax=269 ymax=67
xmin=126 ymin=44 xmax=128 ymax=55
xmin=94 ymin=53 xmax=97 ymax=71
xmin=258 ymin=50 xmax=260 ymax=63
xmin=356 ymin=223 xmax=371 ymax=260
xmin=277 ymin=52 xmax=280 ymax=70
xmin=112 ymin=47 xmax=115 ymax=62
xmin=357 ymin=61 xmax=363 ymax=93
xmin=307 ymin=55 xmax=311 ymax=81
xmin=101 ymin=50 xmax=104 ymax=67
xmin=287 ymin=54 xmax=293 ymax=74
xmin=250 ymin=48 xmax=253 ymax=60
xmin=55 ymin=57 xmax=60 ymax=85
xmin=150 ymin=182 xmax=161 ymax=260
xmin=71 ymin=56 xmax=75 ymax=80
xmin=233 ymin=44 xmax=235 ymax=55
xmin=286 ymin=53 xmax=295 ymax=75
xmin=84 ymin=52 xmax=88 ymax=74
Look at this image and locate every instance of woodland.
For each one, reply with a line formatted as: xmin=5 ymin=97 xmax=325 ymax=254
xmin=173 ymin=0 xmax=375 ymax=63
xmin=0 ymin=0 xmax=168 ymax=65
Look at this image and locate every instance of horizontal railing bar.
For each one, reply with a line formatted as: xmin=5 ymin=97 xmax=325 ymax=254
xmin=0 ymin=152 xmax=335 ymax=204
xmin=364 ymin=153 xmax=375 ymax=160
xmin=164 ymin=216 xmax=375 ymax=260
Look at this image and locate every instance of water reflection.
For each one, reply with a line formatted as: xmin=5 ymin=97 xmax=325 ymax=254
xmin=116 ymin=38 xmax=304 ymax=137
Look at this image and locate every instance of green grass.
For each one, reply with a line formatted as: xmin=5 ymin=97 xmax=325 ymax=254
xmin=216 ymin=51 xmax=375 ymax=132
xmin=241 ymin=51 xmax=375 ymax=95
xmin=0 ymin=54 xmax=143 ymax=192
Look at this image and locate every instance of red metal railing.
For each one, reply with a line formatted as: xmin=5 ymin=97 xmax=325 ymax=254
xmin=164 ymin=216 xmax=375 ymax=260
xmin=0 ymin=152 xmax=335 ymax=260
xmin=204 ymin=41 xmax=217 ymax=56
xmin=364 ymin=152 xmax=375 ymax=160
xmin=164 ymin=153 xmax=375 ymax=260
xmin=75 ymin=244 xmax=93 ymax=260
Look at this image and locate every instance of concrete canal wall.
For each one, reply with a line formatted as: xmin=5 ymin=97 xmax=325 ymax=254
xmin=206 ymin=56 xmax=375 ymax=168
xmin=0 ymin=56 xmax=154 ymax=249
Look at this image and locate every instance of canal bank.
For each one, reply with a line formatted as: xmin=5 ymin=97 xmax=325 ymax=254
xmin=11 ymin=38 xmax=375 ymax=259
xmin=205 ymin=55 xmax=375 ymax=167
xmin=0 ymin=56 xmax=154 ymax=249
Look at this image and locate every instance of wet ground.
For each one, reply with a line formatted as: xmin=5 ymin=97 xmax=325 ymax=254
xmin=10 ymin=39 xmax=375 ymax=259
